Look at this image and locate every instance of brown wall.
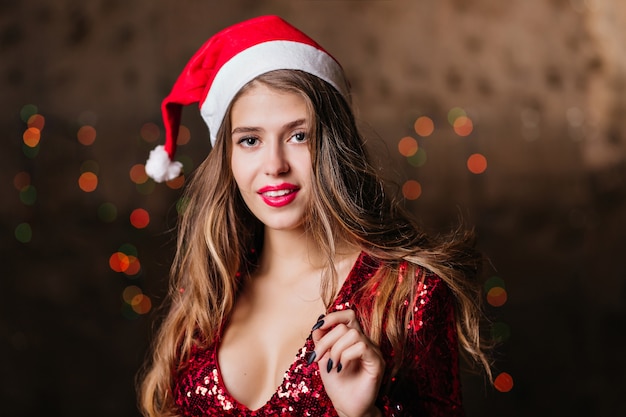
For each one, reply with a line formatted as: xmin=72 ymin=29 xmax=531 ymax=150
xmin=2 ymin=1 xmax=625 ymax=416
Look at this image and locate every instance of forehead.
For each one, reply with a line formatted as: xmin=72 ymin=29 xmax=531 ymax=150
xmin=230 ymin=83 xmax=309 ymax=127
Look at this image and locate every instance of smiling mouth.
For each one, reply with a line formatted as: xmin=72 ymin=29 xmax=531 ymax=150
xmin=257 ymin=185 xmax=300 ymax=207
xmin=262 ymin=189 xmax=296 ymax=198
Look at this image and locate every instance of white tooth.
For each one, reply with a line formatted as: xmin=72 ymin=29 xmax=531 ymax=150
xmin=265 ymin=189 xmax=291 ymax=197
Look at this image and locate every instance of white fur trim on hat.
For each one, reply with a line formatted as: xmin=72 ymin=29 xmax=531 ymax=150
xmin=145 ymin=145 xmax=183 ymax=183
xmin=200 ymin=40 xmax=348 ymax=145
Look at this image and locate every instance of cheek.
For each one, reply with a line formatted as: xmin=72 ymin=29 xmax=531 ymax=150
xmin=230 ymin=156 xmax=253 ymax=193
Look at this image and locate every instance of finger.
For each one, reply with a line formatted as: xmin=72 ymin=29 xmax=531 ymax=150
xmin=310 ymin=309 xmax=361 ymax=342
xmin=319 ymin=309 xmax=362 ymax=331
xmin=310 ymin=322 xmax=351 ymax=363
xmin=334 ymin=339 xmax=383 ymax=376
xmin=324 ymin=327 xmax=363 ymax=372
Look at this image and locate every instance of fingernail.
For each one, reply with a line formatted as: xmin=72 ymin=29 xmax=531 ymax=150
xmin=336 ymin=362 xmax=342 ymax=373
xmin=317 ymin=313 xmax=325 ymax=321
xmin=327 ymin=358 xmax=333 ymax=373
xmin=311 ymin=319 xmax=324 ymax=331
xmin=306 ymin=351 xmax=316 ymax=365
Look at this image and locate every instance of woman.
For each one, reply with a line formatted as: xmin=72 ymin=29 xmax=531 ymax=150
xmin=139 ymin=15 xmax=490 ymax=417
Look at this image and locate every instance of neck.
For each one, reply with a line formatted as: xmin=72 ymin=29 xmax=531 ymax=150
xmin=258 ymin=227 xmax=325 ymax=278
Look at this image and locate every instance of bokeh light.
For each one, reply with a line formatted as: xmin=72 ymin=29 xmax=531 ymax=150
xmin=407 ymin=148 xmax=427 ymax=167
xmin=124 ymin=256 xmax=141 ymax=276
xmin=20 ymin=104 xmax=38 ymax=123
xmin=109 ymin=251 xmax=130 ymax=273
xmin=166 ymin=175 xmax=185 ymax=190
xmin=141 ymin=122 xmax=160 ymax=143
xmin=487 ymin=286 xmax=508 ymax=307
xmin=494 ymin=372 xmax=514 ymax=393
xmin=177 ymin=154 xmax=194 ymax=175
xmin=131 ymin=294 xmax=152 ymax=314
xmin=136 ymin=181 xmax=156 ymax=195
xmin=19 ymin=185 xmax=37 ymax=205
xmin=118 ymin=243 xmax=138 ymax=257
xmin=453 ymin=116 xmax=474 ymax=136
xmin=491 ymin=322 xmax=511 ymax=343
xmin=398 ymin=136 xmax=418 ymax=157
xmin=402 ymin=180 xmax=422 ymax=200
xmin=22 ymin=143 xmax=40 ymax=159
xmin=13 ymin=172 xmax=31 ymax=190
xmin=467 ymin=153 xmax=487 ymax=174
xmin=484 ymin=276 xmax=506 ymax=292
xmin=177 ymin=125 xmax=191 ymax=145
xmin=98 ymin=202 xmax=118 ymax=222
xmin=130 ymin=208 xmax=150 ymax=229
xmin=447 ymin=107 xmax=466 ymax=125
xmin=15 ymin=223 xmax=32 ymax=243
xmin=77 ymin=125 xmax=96 ymax=146
xmin=78 ymin=172 xmax=98 ymax=192
xmin=27 ymin=114 xmax=45 ymax=130
xmin=23 ymin=127 xmax=41 ymax=147
xmin=129 ymin=164 xmax=148 ymax=184
xmin=414 ymin=116 xmax=434 ymax=137
xmin=122 ymin=285 xmax=143 ymax=304
xmin=80 ymin=160 xmax=100 ymax=175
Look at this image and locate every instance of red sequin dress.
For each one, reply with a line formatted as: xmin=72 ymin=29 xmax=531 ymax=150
xmin=173 ymin=252 xmax=464 ymax=416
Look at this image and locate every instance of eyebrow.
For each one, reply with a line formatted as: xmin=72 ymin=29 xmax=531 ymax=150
xmin=231 ymin=118 xmax=308 ymax=135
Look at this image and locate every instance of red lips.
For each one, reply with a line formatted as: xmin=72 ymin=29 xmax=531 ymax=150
xmin=257 ymin=183 xmax=300 ymax=207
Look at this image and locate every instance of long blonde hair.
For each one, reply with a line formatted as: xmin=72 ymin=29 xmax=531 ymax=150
xmin=138 ymin=70 xmax=490 ymax=416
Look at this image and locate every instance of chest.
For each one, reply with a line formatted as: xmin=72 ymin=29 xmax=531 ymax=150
xmin=217 ymin=277 xmax=326 ymax=410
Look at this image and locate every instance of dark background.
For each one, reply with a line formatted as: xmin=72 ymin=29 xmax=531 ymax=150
xmin=2 ymin=1 xmax=625 ymax=416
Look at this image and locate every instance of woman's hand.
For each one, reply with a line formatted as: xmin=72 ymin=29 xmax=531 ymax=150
xmin=309 ymin=310 xmax=384 ymax=417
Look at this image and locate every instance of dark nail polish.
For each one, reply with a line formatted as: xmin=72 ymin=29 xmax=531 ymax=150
xmin=317 ymin=313 xmax=325 ymax=321
xmin=311 ymin=319 xmax=324 ymax=331
xmin=327 ymin=358 xmax=333 ymax=373
xmin=306 ymin=351 xmax=316 ymax=365
xmin=336 ymin=362 xmax=342 ymax=373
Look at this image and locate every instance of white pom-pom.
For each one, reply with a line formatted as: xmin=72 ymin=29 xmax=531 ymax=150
xmin=145 ymin=145 xmax=183 ymax=183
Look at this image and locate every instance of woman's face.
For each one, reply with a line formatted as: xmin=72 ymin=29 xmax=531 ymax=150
xmin=230 ymin=83 xmax=312 ymax=233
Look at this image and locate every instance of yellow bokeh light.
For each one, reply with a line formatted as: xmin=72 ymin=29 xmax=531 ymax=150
xmin=122 ymin=285 xmax=143 ymax=303
xmin=131 ymin=294 xmax=152 ymax=314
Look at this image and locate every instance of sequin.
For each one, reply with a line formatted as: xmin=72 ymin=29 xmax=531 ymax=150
xmin=173 ymin=252 xmax=464 ymax=416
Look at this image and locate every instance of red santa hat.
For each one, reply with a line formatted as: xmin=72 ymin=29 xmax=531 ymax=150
xmin=145 ymin=15 xmax=350 ymax=183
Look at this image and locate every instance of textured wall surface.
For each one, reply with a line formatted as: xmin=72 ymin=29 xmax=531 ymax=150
xmin=2 ymin=1 xmax=625 ymax=416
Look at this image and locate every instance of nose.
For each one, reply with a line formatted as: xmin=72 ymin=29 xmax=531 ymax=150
xmin=263 ymin=141 xmax=289 ymax=176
